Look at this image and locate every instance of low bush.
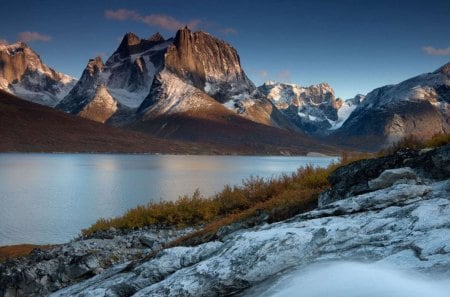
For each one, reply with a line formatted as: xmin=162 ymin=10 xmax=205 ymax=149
xmin=82 ymin=163 xmax=341 ymax=237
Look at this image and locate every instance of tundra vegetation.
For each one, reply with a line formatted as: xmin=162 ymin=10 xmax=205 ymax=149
xmin=82 ymin=133 xmax=450 ymax=246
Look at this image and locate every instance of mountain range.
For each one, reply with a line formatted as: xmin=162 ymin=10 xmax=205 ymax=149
xmin=0 ymin=27 xmax=448 ymax=152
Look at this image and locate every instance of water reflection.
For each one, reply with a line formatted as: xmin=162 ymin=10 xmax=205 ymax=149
xmin=0 ymin=154 xmax=337 ymax=245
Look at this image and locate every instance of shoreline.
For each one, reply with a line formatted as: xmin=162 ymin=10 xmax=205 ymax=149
xmin=0 ymin=151 xmax=340 ymax=157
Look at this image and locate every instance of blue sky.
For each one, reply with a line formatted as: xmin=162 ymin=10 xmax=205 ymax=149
xmin=0 ymin=0 xmax=449 ymax=98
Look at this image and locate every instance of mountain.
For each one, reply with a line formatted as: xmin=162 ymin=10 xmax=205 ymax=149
xmin=332 ymin=63 xmax=450 ymax=149
xmin=258 ymin=82 xmax=362 ymax=135
xmin=58 ymin=28 xmax=297 ymax=130
xmin=0 ymin=42 xmax=76 ymax=106
xmin=55 ymin=28 xmax=330 ymax=152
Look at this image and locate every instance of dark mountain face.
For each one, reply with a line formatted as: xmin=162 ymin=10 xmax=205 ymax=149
xmin=0 ymin=42 xmax=76 ymax=106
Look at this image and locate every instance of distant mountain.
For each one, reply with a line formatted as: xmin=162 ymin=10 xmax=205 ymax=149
xmin=332 ymin=62 xmax=450 ymax=148
xmin=258 ymin=82 xmax=363 ymax=136
xmin=0 ymin=42 xmax=76 ymax=106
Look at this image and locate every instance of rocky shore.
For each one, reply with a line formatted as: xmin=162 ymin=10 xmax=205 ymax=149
xmin=0 ymin=228 xmax=195 ymax=296
xmin=1 ymin=144 xmax=449 ymax=297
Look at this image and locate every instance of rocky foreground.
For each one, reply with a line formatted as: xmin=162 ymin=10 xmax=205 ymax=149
xmin=1 ymin=144 xmax=449 ymax=297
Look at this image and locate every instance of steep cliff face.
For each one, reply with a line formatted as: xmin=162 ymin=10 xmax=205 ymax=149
xmin=0 ymin=42 xmax=76 ymax=106
xmin=334 ymin=63 xmax=450 ymax=148
xmin=165 ymin=27 xmax=256 ymax=103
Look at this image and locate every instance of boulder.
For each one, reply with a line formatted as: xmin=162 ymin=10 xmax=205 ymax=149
xmin=368 ymin=167 xmax=419 ymax=190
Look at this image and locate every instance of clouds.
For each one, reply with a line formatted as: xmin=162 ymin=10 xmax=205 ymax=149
xmin=17 ymin=31 xmax=51 ymax=43
xmin=141 ymin=15 xmax=201 ymax=31
xmin=253 ymin=69 xmax=292 ymax=83
xmin=104 ymin=9 xmax=202 ymax=31
xmin=104 ymin=8 xmax=237 ymax=35
xmin=422 ymin=46 xmax=450 ymax=56
xmin=277 ymin=70 xmax=291 ymax=82
xmin=220 ymin=28 xmax=238 ymax=35
xmin=257 ymin=69 xmax=269 ymax=79
xmin=104 ymin=9 xmax=140 ymax=21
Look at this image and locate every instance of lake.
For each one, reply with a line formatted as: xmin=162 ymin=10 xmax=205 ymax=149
xmin=0 ymin=154 xmax=337 ymax=246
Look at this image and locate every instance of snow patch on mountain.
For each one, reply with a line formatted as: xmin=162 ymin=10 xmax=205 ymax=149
xmin=258 ymin=81 xmax=360 ymax=135
xmin=140 ymin=69 xmax=215 ymax=117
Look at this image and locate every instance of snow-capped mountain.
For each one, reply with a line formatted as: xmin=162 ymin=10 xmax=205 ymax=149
xmin=0 ymin=42 xmax=76 ymax=106
xmin=56 ymin=32 xmax=171 ymax=122
xmin=258 ymin=82 xmax=361 ymax=135
xmin=58 ymin=27 xmax=295 ymax=132
xmin=334 ymin=62 xmax=450 ymax=147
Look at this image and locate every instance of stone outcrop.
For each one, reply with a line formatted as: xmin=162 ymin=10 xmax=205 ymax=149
xmin=52 ymin=173 xmax=450 ymax=296
xmin=318 ymin=144 xmax=450 ymax=206
xmin=0 ymin=228 xmax=194 ymax=297
xmin=2 ymin=145 xmax=449 ymax=297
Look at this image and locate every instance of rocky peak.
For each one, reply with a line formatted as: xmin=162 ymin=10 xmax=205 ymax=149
xmin=0 ymin=42 xmax=76 ymax=106
xmin=0 ymin=42 xmax=44 ymax=82
xmin=115 ymin=32 xmax=143 ymax=58
xmin=86 ymin=56 xmax=104 ymax=76
xmin=120 ymin=32 xmax=141 ymax=47
xmin=148 ymin=32 xmax=165 ymax=43
xmin=165 ymin=27 xmax=255 ymax=102
xmin=436 ymin=62 xmax=450 ymax=76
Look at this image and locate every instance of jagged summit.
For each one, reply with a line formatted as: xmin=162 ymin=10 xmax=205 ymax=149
xmin=258 ymin=81 xmax=348 ymax=135
xmin=436 ymin=62 xmax=450 ymax=75
xmin=165 ymin=26 xmax=255 ymax=102
xmin=86 ymin=56 xmax=104 ymax=75
xmin=148 ymin=32 xmax=165 ymax=42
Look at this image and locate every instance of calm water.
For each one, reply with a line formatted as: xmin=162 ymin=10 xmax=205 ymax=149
xmin=0 ymin=154 xmax=336 ymax=246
